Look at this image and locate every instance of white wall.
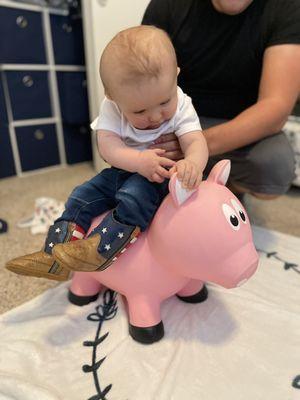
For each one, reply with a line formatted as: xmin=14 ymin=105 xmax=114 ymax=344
xmin=82 ymin=0 xmax=150 ymax=171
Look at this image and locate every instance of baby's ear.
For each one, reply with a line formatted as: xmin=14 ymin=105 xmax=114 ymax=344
xmin=169 ymin=174 xmax=196 ymax=207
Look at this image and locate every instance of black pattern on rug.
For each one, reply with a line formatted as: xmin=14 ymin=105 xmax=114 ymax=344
xmin=292 ymin=375 xmax=300 ymax=389
xmin=257 ymin=247 xmax=300 ymax=390
xmin=256 ymin=248 xmax=300 ymax=275
xmin=83 ymin=289 xmax=118 ymax=400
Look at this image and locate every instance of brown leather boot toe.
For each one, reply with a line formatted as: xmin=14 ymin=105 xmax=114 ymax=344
xmin=5 ymin=250 xmax=71 ymax=281
xmin=53 ymin=211 xmax=140 ymax=272
xmin=53 ymin=234 xmax=107 ymax=272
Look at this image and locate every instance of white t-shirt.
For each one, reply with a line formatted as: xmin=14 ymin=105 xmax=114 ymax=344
xmin=91 ymin=86 xmax=201 ymax=151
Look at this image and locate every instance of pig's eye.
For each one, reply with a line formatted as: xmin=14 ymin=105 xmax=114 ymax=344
xmin=222 ymin=204 xmax=240 ymax=231
xmin=231 ymin=199 xmax=247 ymax=224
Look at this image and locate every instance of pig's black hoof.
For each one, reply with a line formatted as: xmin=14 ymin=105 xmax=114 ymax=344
xmin=129 ymin=321 xmax=164 ymax=344
xmin=176 ymin=285 xmax=208 ymax=304
xmin=68 ymin=290 xmax=99 ymax=306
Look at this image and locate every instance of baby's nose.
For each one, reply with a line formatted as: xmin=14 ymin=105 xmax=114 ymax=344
xmin=149 ymin=112 xmax=161 ymax=123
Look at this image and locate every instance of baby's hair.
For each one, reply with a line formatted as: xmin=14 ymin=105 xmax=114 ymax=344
xmin=100 ymin=25 xmax=177 ymax=97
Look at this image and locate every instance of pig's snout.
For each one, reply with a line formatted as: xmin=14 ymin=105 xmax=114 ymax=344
xmin=219 ymin=244 xmax=259 ymax=289
xmin=235 ymin=260 xmax=259 ymax=287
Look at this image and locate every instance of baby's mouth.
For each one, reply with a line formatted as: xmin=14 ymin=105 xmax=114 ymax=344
xmin=146 ymin=123 xmax=162 ymax=129
xmin=135 ymin=121 xmax=165 ymax=130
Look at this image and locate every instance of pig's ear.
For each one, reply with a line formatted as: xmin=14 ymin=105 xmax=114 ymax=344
xmin=169 ymin=173 xmax=197 ymax=207
xmin=207 ymin=159 xmax=231 ymax=186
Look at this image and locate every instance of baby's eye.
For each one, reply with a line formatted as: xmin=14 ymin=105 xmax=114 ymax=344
xmin=160 ymin=99 xmax=170 ymax=106
xmin=133 ymin=109 xmax=146 ymax=115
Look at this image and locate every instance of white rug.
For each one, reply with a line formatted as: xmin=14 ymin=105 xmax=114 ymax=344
xmin=0 ymin=226 xmax=299 ymax=400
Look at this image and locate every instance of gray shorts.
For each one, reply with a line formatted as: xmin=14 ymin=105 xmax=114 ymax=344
xmin=201 ymin=117 xmax=296 ymax=195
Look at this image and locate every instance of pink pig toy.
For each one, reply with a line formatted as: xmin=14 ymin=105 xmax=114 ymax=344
xmin=69 ymin=160 xmax=259 ymax=344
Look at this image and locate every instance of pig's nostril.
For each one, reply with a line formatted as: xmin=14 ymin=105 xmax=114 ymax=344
xmin=235 ymin=260 xmax=258 ymax=287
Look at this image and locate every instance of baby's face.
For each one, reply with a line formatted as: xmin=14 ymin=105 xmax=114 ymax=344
xmin=112 ymin=72 xmax=178 ymax=130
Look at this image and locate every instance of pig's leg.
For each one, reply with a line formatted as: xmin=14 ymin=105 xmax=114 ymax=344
xmin=68 ymin=272 xmax=102 ymax=306
xmin=127 ymin=296 xmax=164 ymax=344
xmin=176 ymin=280 xmax=208 ymax=303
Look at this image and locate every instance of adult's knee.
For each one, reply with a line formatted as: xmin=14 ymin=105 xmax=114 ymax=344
xmin=246 ymin=134 xmax=295 ymax=195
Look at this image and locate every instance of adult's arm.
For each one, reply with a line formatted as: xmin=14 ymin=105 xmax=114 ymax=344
xmin=203 ymin=44 xmax=300 ymax=156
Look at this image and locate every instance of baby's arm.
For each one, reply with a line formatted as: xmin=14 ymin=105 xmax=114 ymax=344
xmin=173 ymin=131 xmax=208 ymax=189
xmin=98 ymin=130 xmax=175 ymax=182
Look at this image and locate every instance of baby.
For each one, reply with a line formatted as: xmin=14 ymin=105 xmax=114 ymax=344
xmin=6 ymin=25 xmax=208 ymax=280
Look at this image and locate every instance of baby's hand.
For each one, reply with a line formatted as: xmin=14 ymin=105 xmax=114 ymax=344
xmin=173 ymin=159 xmax=203 ymax=190
xmin=138 ymin=149 xmax=176 ymax=183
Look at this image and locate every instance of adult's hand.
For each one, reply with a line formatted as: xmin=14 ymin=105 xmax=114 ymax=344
xmin=149 ymin=132 xmax=184 ymax=161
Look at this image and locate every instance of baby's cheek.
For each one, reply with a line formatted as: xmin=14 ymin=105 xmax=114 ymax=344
xmin=170 ymin=103 xmax=178 ymax=118
xmin=165 ymin=108 xmax=175 ymax=120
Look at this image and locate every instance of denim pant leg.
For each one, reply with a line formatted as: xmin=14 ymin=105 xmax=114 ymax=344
xmin=57 ymin=168 xmax=128 ymax=232
xmin=115 ymin=174 xmax=169 ymax=231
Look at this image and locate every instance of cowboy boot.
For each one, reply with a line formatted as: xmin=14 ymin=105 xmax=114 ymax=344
xmin=53 ymin=211 xmax=140 ymax=272
xmin=5 ymin=221 xmax=78 ymax=281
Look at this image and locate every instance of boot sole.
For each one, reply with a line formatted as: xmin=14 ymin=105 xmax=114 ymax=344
xmin=6 ymin=261 xmax=70 ymax=281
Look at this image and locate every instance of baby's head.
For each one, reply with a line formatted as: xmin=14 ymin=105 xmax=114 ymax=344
xmin=100 ymin=25 xmax=179 ymax=130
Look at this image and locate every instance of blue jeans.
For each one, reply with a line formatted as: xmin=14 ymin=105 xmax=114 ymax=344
xmin=57 ymin=168 xmax=169 ymax=232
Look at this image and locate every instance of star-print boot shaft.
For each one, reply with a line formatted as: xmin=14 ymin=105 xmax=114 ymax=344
xmin=95 ymin=212 xmax=139 ymax=262
xmin=44 ymin=221 xmax=84 ymax=254
xmin=52 ymin=211 xmax=140 ymax=272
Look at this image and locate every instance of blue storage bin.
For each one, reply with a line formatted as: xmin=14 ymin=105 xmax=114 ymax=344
xmin=6 ymin=71 xmax=52 ymax=120
xmin=15 ymin=124 xmax=60 ymax=171
xmin=62 ymin=123 xmax=92 ymax=164
xmin=50 ymin=14 xmax=85 ymax=65
xmin=0 ymin=7 xmax=46 ymax=64
xmin=0 ymin=78 xmax=8 ymax=124
xmin=0 ymin=124 xmax=16 ymax=178
xmin=57 ymin=71 xmax=89 ymax=124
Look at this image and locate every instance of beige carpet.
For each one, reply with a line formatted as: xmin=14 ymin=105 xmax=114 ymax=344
xmin=0 ymin=162 xmax=299 ymax=314
xmin=0 ymin=163 xmax=94 ymax=314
